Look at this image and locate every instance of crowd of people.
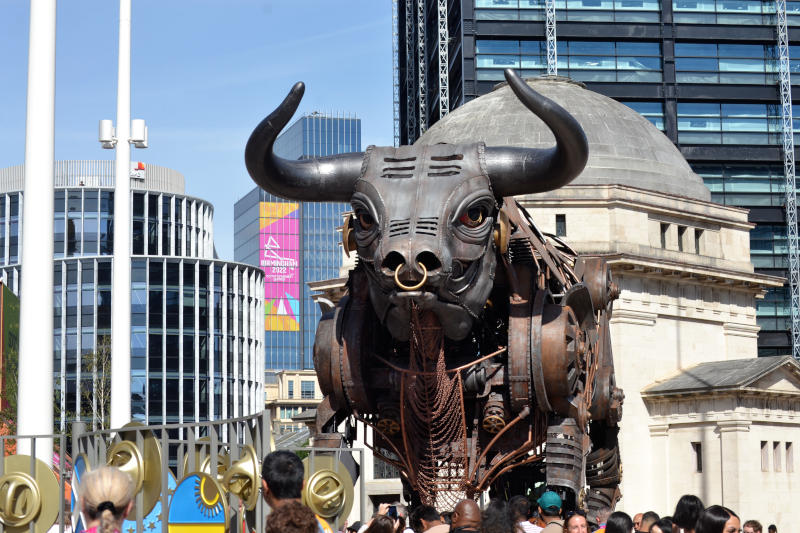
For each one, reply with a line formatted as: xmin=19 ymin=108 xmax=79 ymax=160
xmin=71 ymin=450 xmax=782 ymax=533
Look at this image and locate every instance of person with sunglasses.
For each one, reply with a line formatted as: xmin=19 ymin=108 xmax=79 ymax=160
xmin=563 ymin=511 xmax=588 ymax=533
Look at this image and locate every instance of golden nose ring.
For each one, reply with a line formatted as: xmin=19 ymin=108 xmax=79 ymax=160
xmin=394 ymin=262 xmax=427 ymax=291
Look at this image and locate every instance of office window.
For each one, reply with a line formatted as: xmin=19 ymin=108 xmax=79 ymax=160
xmin=301 ymin=380 xmax=315 ymax=399
xmin=762 ymin=441 xmax=769 ymax=472
xmin=555 ymin=214 xmax=567 ymax=237
xmin=476 ymin=0 xmax=661 ymax=22
xmin=622 ymin=101 xmax=665 ymax=131
xmin=677 ymin=103 xmax=783 ymax=146
xmin=692 ymin=442 xmax=702 ymax=472
xmin=675 ymin=43 xmax=776 ymax=85
xmin=475 ymin=39 xmax=662 ymax=82
xmin=287 ymin=380 xmax=294 ymax=399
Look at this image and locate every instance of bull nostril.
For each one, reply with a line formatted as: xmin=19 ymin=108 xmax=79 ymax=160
xmin=382 ymin=251 xmax=406 ymax=273
xmin=416 ymin=251 xmax=442 ymax=272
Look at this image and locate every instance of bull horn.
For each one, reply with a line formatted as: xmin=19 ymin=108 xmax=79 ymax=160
xmin=244 ymin=82 xmax=364 ymax=202
xmin=484 ymin=69 xmax=588 ymax=198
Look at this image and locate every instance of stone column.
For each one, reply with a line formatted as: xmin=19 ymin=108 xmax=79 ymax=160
xmin=649 ymin=423 xmax=670 ymax=513
xmin=717 ymin=419 xmax=750 ymax=513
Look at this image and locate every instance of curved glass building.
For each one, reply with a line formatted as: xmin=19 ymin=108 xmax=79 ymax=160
xmin=0 ymin=161 xmax=264 ymax=429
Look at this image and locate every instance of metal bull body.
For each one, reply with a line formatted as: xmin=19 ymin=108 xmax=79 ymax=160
xmin=246 ymin=69 xmax=624 ymax=511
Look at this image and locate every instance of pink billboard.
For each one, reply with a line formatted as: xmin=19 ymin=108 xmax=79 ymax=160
xmin=259 ymin=202 xmax=300 ymax=331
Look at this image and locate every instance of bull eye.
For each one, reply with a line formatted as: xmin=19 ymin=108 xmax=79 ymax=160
xmin=357 ymin=211 xmax=375 ymax=230
xmin=458 ymin=206 xmax=486 ymax=228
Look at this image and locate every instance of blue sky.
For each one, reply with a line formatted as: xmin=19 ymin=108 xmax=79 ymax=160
xmin=0 ymin=0 xmax=393 ymax=260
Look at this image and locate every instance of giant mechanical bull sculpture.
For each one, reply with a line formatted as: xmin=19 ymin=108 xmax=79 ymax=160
xmin=246 ymin=69 xmax=624 ymax=511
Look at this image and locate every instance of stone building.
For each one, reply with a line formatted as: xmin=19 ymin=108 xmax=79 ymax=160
xmin=415 ymin=77 xmax=799 ymax=527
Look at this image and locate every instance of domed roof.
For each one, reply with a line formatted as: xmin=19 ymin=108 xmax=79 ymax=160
xmin=416 ymin=77 xmax=710 ymax=201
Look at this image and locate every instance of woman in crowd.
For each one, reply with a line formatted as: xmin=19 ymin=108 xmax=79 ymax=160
xmin=564 ymin=512 xmax=589 ymax=533
xmin=672 ymin=495 xmax=705 ymax=533
xmin=265 ymin=501 xmax=318 ymax=533
xmin=694 ymin=506 xmax=739 ymax=533
xmin=605 ymin=511 xmax=633 ymax=533
xmin=365 ymin=515 xmax=398 ymax=533
xmin=650 ymin=518 xmax=674 ymax=533
xmin=481 ymin=499 xmax=515 ymax=533
xmin=79 ymin=466 xmax=134 ymax=533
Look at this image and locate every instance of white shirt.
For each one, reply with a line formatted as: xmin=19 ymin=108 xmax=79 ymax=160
xmin=519 ymin=521 xmax=543 ymax=533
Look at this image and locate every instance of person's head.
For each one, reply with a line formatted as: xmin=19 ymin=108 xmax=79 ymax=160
xmin=261 ymin=450 xmax=304 ymax=508
xmin=452 ymin=499 xmax=482 ymax=530
xmin=79 ymin=466 xmax=135 ymax=533
xmin=366 ymin=515 xmax=397 ymax=533
xmin=537 ymin=491 xmax=562 ymax=519
xmin=605 ymin=511 xmax=633 ymax=533
xmin=767 ymin=525 xmax=776 ymax=533
xmin=673 ymin=495 xmax=705 ymax=532
xmin=410 ymin=504 xmax=442 ymax=532
xmin=695 ymin=506 xmax=739 ymax=533
xmin=633 ymin=514 xmax=643 ymax=531
xmin=481 ymin=498 xmax=512 ymax=533
xmin=265 ymin=500 xmax=318 ymax=533
xmin=743 ymin=520 xmax=762 ymax=533
xmin=509 ymin=495 xmax=531 ymax=522
xmin=640 ymin=512 xmax=659 ymax=532
xmin=593 ymin=507 xmax=612 ymax=527
xmin=650 ymin=518 xmax=673 ymax=533
xmin=564 ymin=511 xmax=589 ymax=533
xmin=440 ymin=511 xmax=452 ymax=525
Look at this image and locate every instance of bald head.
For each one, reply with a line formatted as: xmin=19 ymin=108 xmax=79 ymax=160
xmin=452 ymin=499 xmax=481 ymax=529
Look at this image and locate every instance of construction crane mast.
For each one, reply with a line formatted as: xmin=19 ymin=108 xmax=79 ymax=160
xmin=776 ymin=0 xmax=800 ymax=359
xmin=437 ymin=0 xmax=450 ymax=119
xmin=393 ymin=0 xmax=400 ymax=146
xmin=546 ymin=0 xmax=557 ymax=75
xmin=417 ymin=0 xmax=427 ymax=134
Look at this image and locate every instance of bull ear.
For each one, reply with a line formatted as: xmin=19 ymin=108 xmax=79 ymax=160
xmin=244 ymin=82 xmax=364 ymax=202
xmin=484 ymin=69 xmax=588 ymax=197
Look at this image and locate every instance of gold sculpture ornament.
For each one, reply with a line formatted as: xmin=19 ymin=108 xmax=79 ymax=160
xmin=0 ymin=455 xmax=59 ymax=533
xmin=301 ymin=455 xmax=354 ymax=520
xmin=220 ymin=445 xmax=260 ymax=511
xmin=106 ymin=422 xmax=162 ymax=517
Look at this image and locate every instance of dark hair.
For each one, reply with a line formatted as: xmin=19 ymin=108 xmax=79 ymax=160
xmin=767 ymin=525 xmax=776 ymax=533
xmin=743 ymin=520 xmax=762 ymax=533
xmin=481 ymin=499 xmax=513 ymax=533
xmin=695 ymin=506 xmax=738 ymax=533
xmin=606 ymin=511 xmax=633 ymax=533
xmin=673 ymin=495 xmax=705 ymax=530
xmin=509 ymin=495 xmax=531 ymax=521
xmin=365 ymin=515 xmax=396 ymax=533
xmin=264 ymin=501 xmax=318 ymax=533
xmin=410 ymin=505 xmax=441 ymax=531
xmin=261 ymin=450 xmax=304 ymax=500
xmin=641 ymin=512 xmax=660 ymax=529
xmin=441 ymin=512 xmax=452 ymax=525
xmin=651 ymin=518 xmax=674 ymax=533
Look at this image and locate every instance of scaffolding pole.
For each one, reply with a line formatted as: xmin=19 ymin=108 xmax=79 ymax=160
xmin=405 ymin=0 xmax=417 ymax=142
xmin=546 ymin=0 xmax=557 ymax=75
xmin=777 ymin=0 xmax=800 ymax=358
xmin=393 ymin=0 xmax=400 ymax=146
xmin=437 ymin=0 xmax=450 ymax=119
xmin=417 ymin=0 xmax=428 ymax=134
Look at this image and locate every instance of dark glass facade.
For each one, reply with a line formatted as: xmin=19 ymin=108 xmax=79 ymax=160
xmin=397 ymin=0 xmax=799 ymax=355
xmin=234 ymin=113 xmax=361 ymax=371
xmin=0 ymin=161 xmax=264 ymax=430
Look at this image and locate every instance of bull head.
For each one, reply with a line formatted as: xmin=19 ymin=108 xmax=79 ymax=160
xmin=245 ymin=69 xmax=588 ymax=341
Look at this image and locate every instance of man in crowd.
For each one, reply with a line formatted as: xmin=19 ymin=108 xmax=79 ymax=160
xmin=743 ymin=521 xmax=762 ymax=533
xmin=509 ymin=495 xmax=540 ymax=533
xmin=537 ymin=491 xmax=563 ymax=533
xmin=639 ymin=512 xmax=659 ymax=533
xmin=633 ymin=514 xmax=643 ymax=532
xmin=450 ymin=499 xmax=481 ymax=533
xmin=410 ymin=505 xmax=449 ymax=533
xmin=592 ymin=507 xmax=611 ymax=533
xmin=260 ymin=450 xmax=334 ymax=533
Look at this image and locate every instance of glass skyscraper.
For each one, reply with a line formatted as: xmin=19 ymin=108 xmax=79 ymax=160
xmin=234 ymin=113 xmax=361 ymax=371
xmin=397 ymin=1 xmax=799 ymax=355
xmin=0 ymin=161 xmax=265 ymax=430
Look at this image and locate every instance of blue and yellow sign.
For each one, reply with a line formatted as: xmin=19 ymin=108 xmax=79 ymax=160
xmin=167 ymin=472 xmax=228 ymax=532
